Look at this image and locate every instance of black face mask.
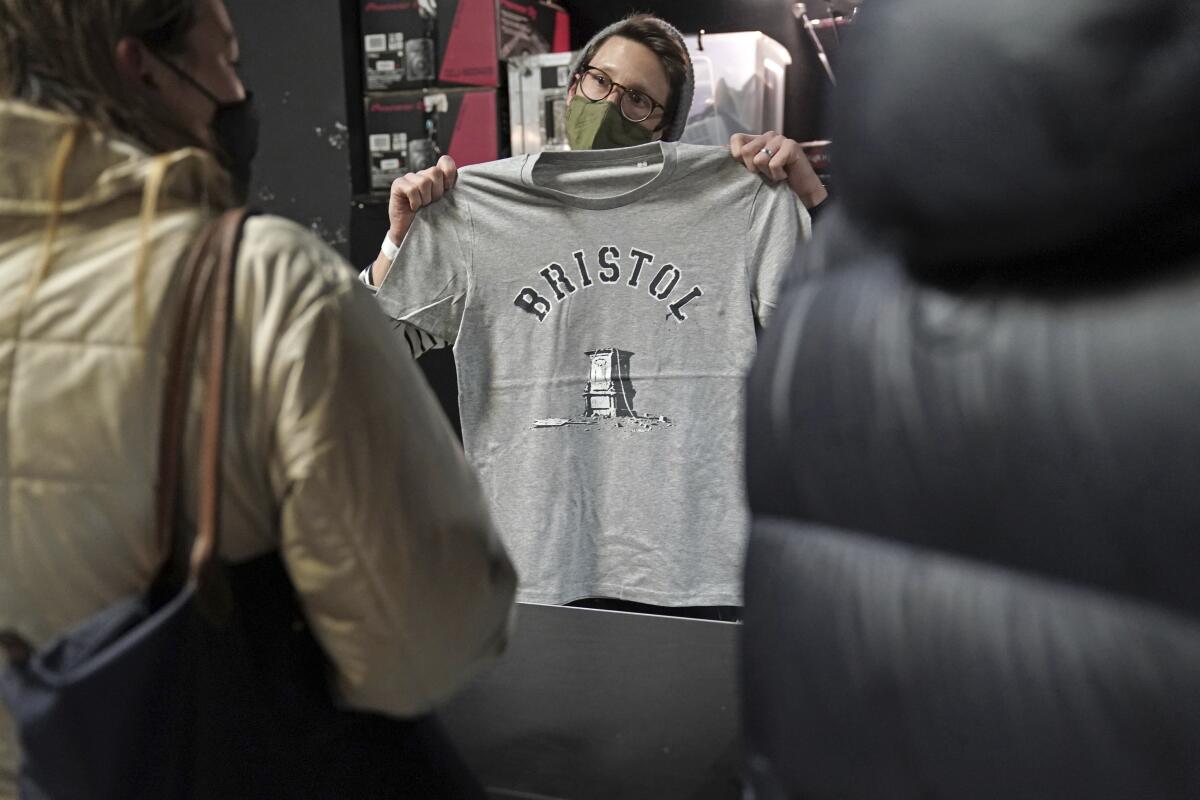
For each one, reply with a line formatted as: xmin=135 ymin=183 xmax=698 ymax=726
xmin=147 ymin=50 xmax=259 ymax=201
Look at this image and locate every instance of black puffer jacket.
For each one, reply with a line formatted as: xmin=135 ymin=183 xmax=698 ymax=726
xmin=741 ymin=0 xmax=1200 ymax=797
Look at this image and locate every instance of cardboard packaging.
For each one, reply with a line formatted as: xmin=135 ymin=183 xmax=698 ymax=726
xmin=365 ymin=88 xmax=499 ymax=192
xmin=360 ymin=0 xmax=569 ymax=92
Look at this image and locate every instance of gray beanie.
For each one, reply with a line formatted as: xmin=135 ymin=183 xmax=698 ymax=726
xmin=568 ymin=16 xmax=695 ymax=142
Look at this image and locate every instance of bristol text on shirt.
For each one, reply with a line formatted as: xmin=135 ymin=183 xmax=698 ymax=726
xmin=514 ymin=245 xmax=705 ymax=323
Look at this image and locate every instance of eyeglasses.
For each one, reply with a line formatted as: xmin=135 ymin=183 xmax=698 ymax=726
xmin=576 ymin=66 xmax=666 ymax=125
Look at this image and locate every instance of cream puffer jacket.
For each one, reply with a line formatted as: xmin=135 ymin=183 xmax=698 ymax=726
xmin=0 ymin=100 xmax=516 ymax=794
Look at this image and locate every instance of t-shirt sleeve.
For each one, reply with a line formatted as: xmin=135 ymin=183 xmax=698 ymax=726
xmin=372 ymin=194 xmax=472 ymax=344
xmin=747 ymin=181 xmax=811 ymax=328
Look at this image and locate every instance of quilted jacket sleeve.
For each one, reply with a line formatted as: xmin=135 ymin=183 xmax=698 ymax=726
xmin=237 ymin=216 xmax=516 ymax=717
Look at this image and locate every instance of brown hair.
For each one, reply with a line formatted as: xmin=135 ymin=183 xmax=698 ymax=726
xmin=0 ymin=0 xmax=202 ymax=153
xmin=578 ymin=13 xmax=689 ymax=135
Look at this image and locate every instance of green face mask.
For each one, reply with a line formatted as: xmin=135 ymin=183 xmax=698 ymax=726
xmin=566 ymin=94 xmax=656 ymax=150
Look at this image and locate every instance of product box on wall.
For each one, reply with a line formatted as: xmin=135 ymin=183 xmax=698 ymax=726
xmin=365 ymin=88 xmax=499 ymax=192
xmin=361 ymin=0 xmax=439 ymax=91
xmin=361 ymin=0 xmax=569 ymax=92
xmin=497 ymin=0 xmax=569 ymax=59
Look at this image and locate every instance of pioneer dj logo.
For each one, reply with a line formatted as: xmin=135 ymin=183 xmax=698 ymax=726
xmin=370 ymin=102 xmax=421 ymax=113
xmin=365 ymin=1 xmax=415 ymax=12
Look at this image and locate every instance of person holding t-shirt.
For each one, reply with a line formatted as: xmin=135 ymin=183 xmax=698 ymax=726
xmin=365 ymin=14 xmax=826 ymax=295
xmin=361 ymin=14 xmax=812 ymax=618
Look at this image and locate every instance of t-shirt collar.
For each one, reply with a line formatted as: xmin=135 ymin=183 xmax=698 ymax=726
xmin=519 ymin=141 xmax=678 ymax=210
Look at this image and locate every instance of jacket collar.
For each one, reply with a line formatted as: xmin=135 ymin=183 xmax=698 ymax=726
xmin=0 ymin=99 xmax=232 ymax=218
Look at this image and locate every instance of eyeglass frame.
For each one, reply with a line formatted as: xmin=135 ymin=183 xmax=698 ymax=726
xmin=575 ymin=65 xmax=668 ymax=127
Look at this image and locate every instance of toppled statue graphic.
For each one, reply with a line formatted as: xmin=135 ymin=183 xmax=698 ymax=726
xmin=534 ymin=348 xmax=672 ymax=430
xmin=582 ymin=348 xmax=636 ymax=417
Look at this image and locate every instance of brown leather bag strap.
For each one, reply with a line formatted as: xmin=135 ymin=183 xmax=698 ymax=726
xmin=189 ymin=208 xmax=250 ymax=582
xmin=155 ymin=208 xmax=251 ymax=587
xmin=155 ymin=219 xmax=220 ymax=555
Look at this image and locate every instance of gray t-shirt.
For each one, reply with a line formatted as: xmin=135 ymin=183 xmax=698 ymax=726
xmin=375 ymin=141 xmax=808 ymax=606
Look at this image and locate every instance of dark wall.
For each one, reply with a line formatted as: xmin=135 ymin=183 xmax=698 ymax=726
xmin=225 ymin=0 xmax=358 ymax=259
xmin=561 ymin=0 xmax=844 ymax=141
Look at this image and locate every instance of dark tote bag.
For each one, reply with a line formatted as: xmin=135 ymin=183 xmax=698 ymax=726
xmin=0 ymin=210 xmax=484 ymax=800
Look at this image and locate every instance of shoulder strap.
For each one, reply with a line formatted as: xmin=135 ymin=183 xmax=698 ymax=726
xmin=189 ymin=208 xmax=250 ymax=582
xmin=156 ymin=207 xmax=251 ymax=589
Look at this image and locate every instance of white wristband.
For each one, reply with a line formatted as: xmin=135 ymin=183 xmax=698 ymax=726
xmin=380 ymin=231 xmax=401 ymax=261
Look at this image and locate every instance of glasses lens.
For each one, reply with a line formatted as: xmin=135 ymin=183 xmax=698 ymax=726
xmin=620 ymin=91 xmax=654 ymax=123
xmin=580 ymin=70 xmax=611 ymax=101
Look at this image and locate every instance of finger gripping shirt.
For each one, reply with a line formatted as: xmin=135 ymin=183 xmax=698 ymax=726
xmin=375 ymin=141 xmax=808 ymax=606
